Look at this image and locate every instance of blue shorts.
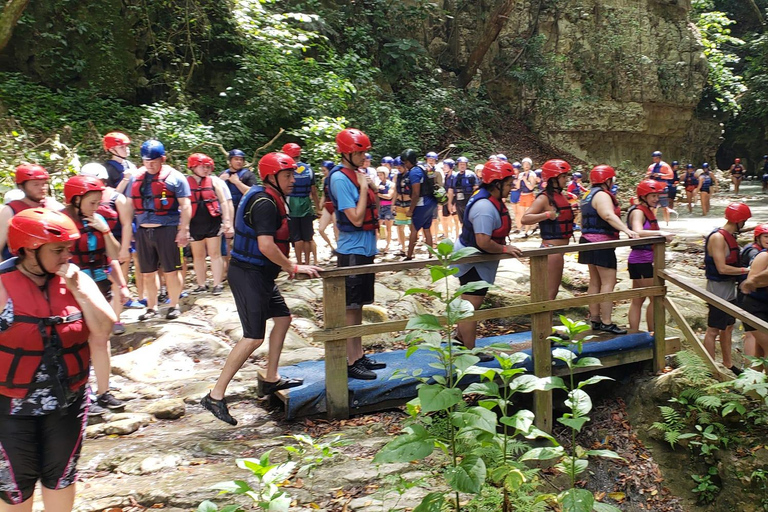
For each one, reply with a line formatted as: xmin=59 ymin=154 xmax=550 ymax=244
xmin=509 ymin=189 xmax=521 ymax=204
xmin=412 ymin=203 xmax=437 ymax=231
xmin=379 ymin=204 xmax=393 ymax=221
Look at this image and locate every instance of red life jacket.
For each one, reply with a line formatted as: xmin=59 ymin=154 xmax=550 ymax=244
xmin=7 ymin=199 xmax=43 ymax=215
xmin=488 ymin=194 xmax=512 ymax=244
xmin=264 ymin=185 xmax=291 ymax=257
xmin=540 ymin=190 xmax=574 ymax=240
xmin=97 ymin=190 xmax=120 ymax=232
xmin=627 ymin=203 xmax=659 ymax=251
xmin=187 ymin=176 xmax=221 ymax=218
xmin=331 ymin=166 xmax=379 ymax=232
xmin=0 ymin=262 xmax=90 ymax=399
xmin=131 ymin=168 xmax=178 ymax=216
xmin=70 ymin=216 xmax=109 ymax=274
xmin=704 ymin=228 xmax=740 ymax=281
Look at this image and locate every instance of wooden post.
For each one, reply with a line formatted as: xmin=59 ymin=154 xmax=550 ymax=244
xmin=530 ymin=255 xmax=552 ymax=433
xmin=323 ymin=276 xmax=349 ymax=419
xmin=652 ymin=242 xmax=666 ymax=373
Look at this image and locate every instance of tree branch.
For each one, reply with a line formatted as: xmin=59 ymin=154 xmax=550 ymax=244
xmin=457 ymin=0 xmax=517 ymax=89
xmin=0 ymin=0 xmax=30 ymax=53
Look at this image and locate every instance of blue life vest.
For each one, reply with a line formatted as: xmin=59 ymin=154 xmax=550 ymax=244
xmin=741 ymin=242 xmax=762 ymax=268
xmin=539 ymin=190 xmax=574 ymax=240
xmin=327 ymin=165 xmax=379 ymax=232
xmin=231 ymin=186 xmax=290 ymax=267
xmin=700 ymin=172 xmax=712 ymax=193
xmin=704 ymin=228 xmax=740 ymax=282
xmin=452 ymin=172 xmax=476 ymax=195
xmin=683 ymin=171 xmax=698 ymax=187
xmin=580 ymin=187 xmax=620 ymax=238
xmin=223 ymin=169 xmax=250 ymax=211
xmin=289 ymin=163 xmax=314 ymax=198
xmin=459 ymin=189 xmax=512 ymax=250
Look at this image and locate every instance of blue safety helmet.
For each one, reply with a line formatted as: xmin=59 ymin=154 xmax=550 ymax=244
xmin=443 ymin=159 xmax=455 ymax=169
xmin=393 ymin=156 xmax=402 ymax=166
xmin=457 ymin=156 xmax=469 ymax=163
xmin=496 ymin=154 xmax=508 ymax=161
xmin=140 ymin=140 xmax=165 ymax=160
xmin=512 ymin=162 xmax=522 ymax=169
xmin=702 ymin=162 xmax=709 ymax=168
xmin=573 ymin=172 xmax=582 ymax=179
xmin=228 ymin=149 xmax=246 ymax=159
xmin=381 ymin=156 xmax=394 ymax=165
xmin=764 ymin=155 xmax=768 ymax=160
xmin=426 ymin=151 xmax=438 ymax=160
xmin=322 ymin=160 xmax=335 ymax=170
xmin=364 ymin=153 xmax=372 ymax=160
xmin=671 ymin=160 xmax=679 ymax=166
xmin=652 ymin=151 xmax=662 ymax=157
xmin=686 ymin=164 xmax=694 ymax=168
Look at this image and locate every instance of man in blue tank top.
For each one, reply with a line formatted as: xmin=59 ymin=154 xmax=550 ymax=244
xmin=282 ymin=143 xmax=319 ymax=265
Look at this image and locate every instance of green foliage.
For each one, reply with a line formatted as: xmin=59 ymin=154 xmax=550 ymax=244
xmin=691 ymin=466 xmax=720 ymax=504
xmin=137 ymin=102 xmax=219 ymax=163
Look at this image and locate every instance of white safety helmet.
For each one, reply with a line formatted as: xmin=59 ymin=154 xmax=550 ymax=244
xmin=522 ymin=157 xmax=533 ymax=166
xmin=80 ymin=162 xmax=109 ymax=181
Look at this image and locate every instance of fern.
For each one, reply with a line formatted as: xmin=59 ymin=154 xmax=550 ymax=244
xmin=675 ymin=350 xmax=717 ymax=385
xmin=695 ymin=395 xmax=722 ymax=411
xmin=664 ymin=430 xmax=682 ymax=448
xmin=651 ymin=421 xmax=671 ymax=433
xmin=660 ymin=406 xmax=683 ymax=425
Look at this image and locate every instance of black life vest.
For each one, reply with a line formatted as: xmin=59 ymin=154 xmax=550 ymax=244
xmin=704 ymin=228 xmax=740 ymax=281
xmin=231 ymin=186 xmax=290 ymax=267
xmin=459 ymin=189 xmax=512 ymax=249
xmin=328 ymin=166 xmax=379 ymax=232
xmin=187 ymin=176 xmax=221 ymax=218
xmin=539 ymin=190 xmax=574 ymax=240
xmin=683 ymin=171 xmax=699 ymax=187
xmin=741 ymin=242 xmax=763 ymax=268
xmin=131 ymin=168 xmax=179 ymax=216
xmin=452 ymin=172 xmax=477 ymax=196
xmin=581 ymin=187 xmax=620 ymax=239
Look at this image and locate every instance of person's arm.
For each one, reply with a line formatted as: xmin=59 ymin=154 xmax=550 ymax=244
xmin=339 ymin=172 xmax=370 ymax=227
xmin=83 ymin=214 xmax=120 ymax=261
xmin=115 ymin=174 xmax=132 ymax=195
xmin=0 ymin=206 xmax=14 ymax=253
xmin=629 ymin=209 xmax=673 ymax=241
xmin=382 ymin=182 xmax=395 ymax=201
xmin=709 ymin=233 xmax=744 ymax=277
xmin=310 ymin=183 xmax=320 ymax=212
xmin=56 ymin=263 xmax=116 ymax=338
xmin=521 ymin=194 xmax=555 ymax=225
xmin=594 ymin=192 xmax=638 ymax=238
xmin=176 ymin=197 xmax=192 ymax=247
xmin=212 ymin=179 xmax=231 ymax=233
xmin=225 ymin=172 xmax=252 ymax=195
xmin=115 ymin=194 xmax=134 ymax=263
xmin=257 ymin=235 xmax=320 ymax=277
xmin=742 ymin=252 xmax=768 ymax=293
xmin=408 ymin=182 xmax=421 ymax=217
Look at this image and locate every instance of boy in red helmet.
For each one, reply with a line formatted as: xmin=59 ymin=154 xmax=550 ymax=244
xmin=102 ymin=131 xmax=138 ymax=194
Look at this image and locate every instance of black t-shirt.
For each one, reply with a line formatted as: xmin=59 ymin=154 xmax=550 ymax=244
xmin=105 ymin=160 xmax=124 ymax=189
xmin=233 ymin=190 xmax=283 ymax=277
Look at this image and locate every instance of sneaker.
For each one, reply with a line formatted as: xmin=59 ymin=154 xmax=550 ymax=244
xmin=112 ymin=322 xmax=126 ymax=335
xmin=348 ymin=359 xmax=377 ymax=380
xmin=123 ymin=298 xmax=145 ymax=309
xmin=88 ymin=401 xmax=107 ymax=416
xmin=138 ymin=298 xmax=148 ymax=307
xmin=257 ymin=377 xmax=304 ymax=397
xmin=729 ymin=365 xmax=743 ymax=376
xmin=591 ymin=320 xmax=602 ymax=331
xmin=192 ymin=285 xmax=209 ymax=294
xmin=211 ymin=285 xmax=224 ymax=296
xmin=139 ymin=308 xmax=157 ymax=321
xmin=157 ymin=287 xmax=168 ymax=303
xmin=97 ymin=391 xmax=125 ymax=411
xmin=164 ymin=291 xmax=189 ymax=304
xmin=166 ymin=307 xmax=181 ymax=320
xmin=475 ymin=352 xmax=495 ymax=363
xmin=599 ymin=323 xmax=628 ymax=335
xmin=201 ymin=392 xmax=237 ymax=425
xmin=360 ymin=355 xmax=386 ymax=370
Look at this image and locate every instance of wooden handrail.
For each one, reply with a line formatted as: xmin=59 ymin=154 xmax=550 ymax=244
xmin=659 ymin=270 xmax=768 ymax=335
xmin=312 ymin=286 xmax=665 ymax=343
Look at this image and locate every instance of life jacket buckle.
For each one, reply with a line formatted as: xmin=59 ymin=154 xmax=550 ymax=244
xmin=43 ymin=316 xmax=64 ymax=326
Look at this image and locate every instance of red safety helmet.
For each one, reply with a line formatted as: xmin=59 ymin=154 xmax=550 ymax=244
xmin=541 ymin=159 xmax=571 ymax=182
xmin=724 ymin=202 xmax=752 ymax=223
xmin=735 ymin=158 xmax=741 ymax=164
xmin=187 ymin=153 xmax=215 ymax=169
xmin=7 ymin=208 xmax=80 ymax=254
xmin=754 ymin=223 xmax=768 ymax=241
xmin=103 ymin=132 xmax=131 ymax=152
xmin=281 ymin=143 xmax=302 ymax=158
xmin=15 ymin=164 xmax=49 ymax=184
xmin=258 ymin=152 xmax=297 ymax=182
xmin=64 ymin=175 xmax=105 ymax=204
xmin=481 ymin=160 xmax=516 ymax=184
xmin=336 ymin=128 xmax=372 ymax=154
xmin=589 ymin=165 xmax=616 ymax=185
xmin=636 ymin=179 xmax=665 ymax=198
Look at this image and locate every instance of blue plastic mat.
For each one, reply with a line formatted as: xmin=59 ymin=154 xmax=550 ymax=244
xmin=278 ymin=331 xmax=654 ymax=419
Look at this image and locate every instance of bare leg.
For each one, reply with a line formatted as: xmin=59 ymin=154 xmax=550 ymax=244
xmin=40 ymin=485 xmax=76 ymax=512
xmin=720 ymin=323 xmax=735 ymax=368
xmin=744 ymin=332 xmax=757 ymax=357
xmin=629 ymin=277 xmax=653 ymax=331
xmin=302 ymin=238 xmax=312 ymax=265
xmin=424 ymin=223 xmax=434 ymax=249
xmin=396 ymin=225 xmax=406 ymax=251
xmin=295 ymin=241 xmax=307 ymax=265
xmin=264 ymin=315 xmax=292 ymax=382
xmin=457 ymin=294 xmax=485 ymax=349
xmin=595 ymin=266 xmax=618 ymax=324
xmin=210 ymin=336 xmax=265 ymax=400
xmin=406 ymin=227 xmax=419 ymax=258
xmin=206 ymin=236 xmax=223 ymax=286
xmin=703 ymin=326 xmax=719 ymax=361
xmin=164 ymin=270 xmax=183 ymax=308
xmin=143 ymin=270 xmax=159 ymax=310
xmin=587 ymin=264 xmax=602 ymax=322
xmin=384 ymin=220 xmax=393 ymax=250
xmin=346 ymin=308 xmax=364 ymax=363
xmin=190 ymin=240 xmax=208 ymax=286
xmin=547 ymin=253 xmax=564 ymax=300
xmin=0 ymin=496 xmax=34 ymax=512
xmin=89 ymin=334 xmax=112 ymax=395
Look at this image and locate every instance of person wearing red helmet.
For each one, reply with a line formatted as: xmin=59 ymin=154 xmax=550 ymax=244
xmin=739 ymin=224 xmax=768 ymax=358
xmin=681 ymin=164 xmax=699 ymax=213
xmin=454 ymin=160 xmax=522 ymax=360
xmin=579 ymin=165 xmax=638 ymax=335
xmin=0 ymin=209 xmax=115 ymax=511
xmin=282 ymin=143 xmax=320 ymax=265
xmin=521 ymin=159 xmax=575 ymax=301
xmin=695 ymin=163 xmax=718 ymax=216
xmin=327 ymin=128 xmax=384 ymax=380
xmin=202 ymin=153 xmax=320 ymax=425
xmin=125 ymin=140 xmax=192 ymax=321
xmin=704 ymin=202 xmax=752 ymax=374
xmin=186 ymin=153 xmax=232 ymax=296
xmin=102 ymin=131 xmax=138 ymax=194
xmin=729 ymin=158 xmax=745 ymax=194
xmin=626 ymin=180 xmax=674 ymax=332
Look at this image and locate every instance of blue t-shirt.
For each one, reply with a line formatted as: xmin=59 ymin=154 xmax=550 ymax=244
xmin=80 ymin=213 xmax=110 ymax=282
xmin=330 ymin=170 xmax=377 ymax=257
xmin=453 ymin=199 xmax=502 ymax=284
xmin=409 ymin=166 xmax=436 ymax=207
xmin=128 ymin=166 xmax=191 ymax=226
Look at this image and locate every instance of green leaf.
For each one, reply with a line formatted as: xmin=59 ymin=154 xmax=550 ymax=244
xmin=464 ymin=381 xmax=500 ymax=397
xmin=211 ymin=480 xmax=252 ymax=494
xmin=555 ymin=457 xmax=588 ymax=477
xmin=566 ymin=389 xmax=593 ymax=416
xmin=413 ymin=492 xmax=446 ymax=512
xmin=539 ymin=376 xmax=568 ymax=391
xmin=444 ymin=454 xmax=486 ymax=493
xmin=454 ymin=281 xmax=492 ymax=297
xmin=584 ymin=449 xmax=624 ymax=460
xmin=559 ymin=488 xmax=595 ymax=512
xmin=405 ymin=288 xmax=442 ymax=299
xmin=500 ymin=409 xmax=535 ymax=433
xmin=419 ymin=385 xmax=463 ymax=413
xmin=454 ymin=353 xmax=480 ymax=373
xmin=449 ymin=246 xmax=480 ymax=262
xmin=593 ymin=502 xmax=623 ymax=512
xmin=452 ymin=407 xmax=498 ymax=433
xmin=428 ymin=265 xmax=458 ymax=282
xmin=436 ymin=239 xmax=454 ymax=256
xmin=509 ymin=374 xmax=545 ymax=393
xmin=558 ymin=416 xmax=590 ymax=432
xmin=577 ymin=375 xmax=613 ymax=388
xmin=446 ymin=297 xmax=475 ymax=324
xmin=553 ymin=348 xmax=577 ymax=364
xmin=573 ymin=357 xmax=603 ymax=369
xmin=197 ymin=501 xmax=218 ymax=512
xmin=406 ymin=314 xmax=443 ymax=331
xmin=373 ymin=424 xmax=435 ymax=463
xmin=520 ymin=446 xmax=565 ymax=461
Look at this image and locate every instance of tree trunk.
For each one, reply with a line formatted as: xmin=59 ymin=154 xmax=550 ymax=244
xmin=457 ymin=0 xmax=518 ymax=89
xmin=745 ymin=0 xmax=764 ymax=25
xmin=0 ymin=0 xmax=29 ymax=54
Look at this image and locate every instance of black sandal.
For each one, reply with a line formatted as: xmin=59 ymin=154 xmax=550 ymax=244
xmin=258 ymin=377 xmax=304 ymax=397
xmin=201 ymin=392 xmax=237 ymax=425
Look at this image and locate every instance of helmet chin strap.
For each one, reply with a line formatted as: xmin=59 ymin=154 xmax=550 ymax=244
xmin=20 ymin=249 xmax=52 ymax=279
xmin=267 ymin=175 xmax=286 ymax=197
xmin=341 ymin=153 xmax=356 ymax=169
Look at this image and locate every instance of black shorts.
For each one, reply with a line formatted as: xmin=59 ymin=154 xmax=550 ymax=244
xmin=228 ymin=261 xmax=290 ymax=339
xmin=0 ymin=391 xmax=88 ymax=505
xmin=289 ymin=215 xmax=314 ymax=242
xmin=455 ymin=199 xmax=469 ymax=222
xmin=96 ymin=278 xmax=113 ymax=302
xmin=741 ymin=296 xmax=768 ymax=332
xmin=628 ymin=262 xmax=654 ymax=280
xmin=458 ymin=267 xmax=488 ymax=297
xmin=668 ymin=185 xmax=678 ymax=199
xmin=338 ymin=253 xmax=375 ymax=309
xmin=136 ymin=226 xmax=182 ymax=273
xmin=707 ymin=302 xmax=736 ymax=330
xmin=577 ymin=236 xmax=617 ymax=269
xmin=190 ymin=215 xmax=222 ymax=242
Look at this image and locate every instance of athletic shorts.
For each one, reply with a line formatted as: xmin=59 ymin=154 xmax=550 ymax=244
xmin=458 ymin=267 xmax=488 ymax=297
xmin=509 ymin=189 xmax=521 ymax=204
xmin=686 ymin=185 xmax=697 ymax=192
xmin=0 ymin=391 xmax=88 ymax=505
xmin=412 ymin=203 xmax=437 ymax=231
xmin=707 ymin=302 xmax=736 ymax=330
xmin=190 ymin=216 xmax=222 ymax=241
xmin=96 ymin=278 xmax=113 ymax=302
xmin=667 ymin=185 xmax=677 ymax=199
xmin=136 ymin=226 xmax=181 ymax=273
xmin=379 ymin=204 xmax=393 ymax=221
xmin=228 ymin=261 xmax=290 ymax=339
xmin=577 ymin=236 xmax=617 ymax=269
xmin=657 ymin=196 xmax=669 ymax=208
xmin=455 ymin=199 xmax=469 ymax=222
xmin=519 ymin=193 xmax=535 ymax=208
xmin=289 ymin=215 xmax=314 ymax=243
xmin=338 ymin=253 xmax=375 ymax=309
xmin=628 ymin=262 xmax=654 ymax=280
xmin=740 ymin=296 xmax=768 ymax=332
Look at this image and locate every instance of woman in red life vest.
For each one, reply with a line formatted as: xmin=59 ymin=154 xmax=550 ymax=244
xmin=521 ymin=159 xmax=574 ymax=301
xmin=627 ymin=180 xmax=674 ymax=332
xmin=741 ymin=224 xmax=768 ymax=358
xmin=187 ymin=153 xmax=231 ymax=295
xmin=0 ymin=209 xmax=115 ymax=511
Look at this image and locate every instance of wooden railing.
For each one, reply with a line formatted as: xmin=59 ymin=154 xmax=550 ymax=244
xmin=313 ymin=236 xmax=669 ymax=430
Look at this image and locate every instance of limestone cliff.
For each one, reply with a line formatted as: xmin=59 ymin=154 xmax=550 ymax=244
xmin=429 ymin=0 xmax=721 ymax=166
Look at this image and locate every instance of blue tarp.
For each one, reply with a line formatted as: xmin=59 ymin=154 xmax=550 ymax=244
xmin=278 ymin=331 xmax=654 ymax=419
